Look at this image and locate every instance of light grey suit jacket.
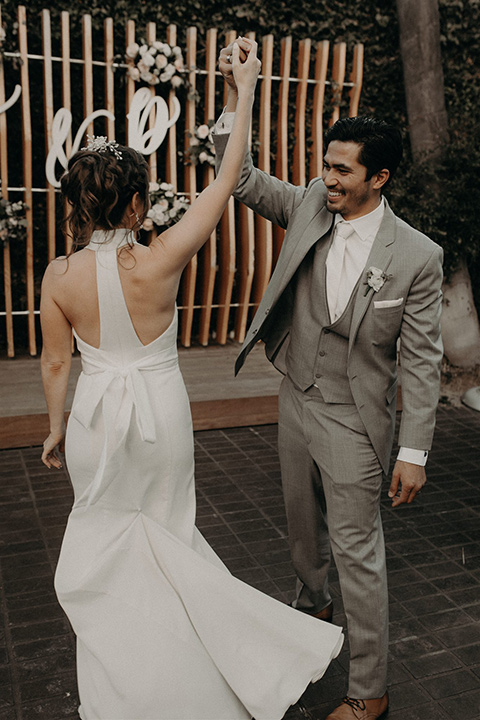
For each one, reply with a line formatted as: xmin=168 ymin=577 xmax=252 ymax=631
xmin=214 ymin=133 xmax=444 ymax=473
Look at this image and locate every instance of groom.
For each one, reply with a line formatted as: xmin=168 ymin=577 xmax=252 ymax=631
xmin=214 ymin=40 xmax=443 ymax=720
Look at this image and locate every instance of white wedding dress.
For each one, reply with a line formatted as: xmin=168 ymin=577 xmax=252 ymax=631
xmin=55 ymin=229 xmax=343 ymax=720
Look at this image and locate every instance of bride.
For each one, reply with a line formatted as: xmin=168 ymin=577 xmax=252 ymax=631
xmin=40 ymin=39 xmax=343 ymax=720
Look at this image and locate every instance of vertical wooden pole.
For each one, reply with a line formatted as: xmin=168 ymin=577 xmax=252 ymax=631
xmin=125 ymin=20 xmax=136 ymax=141
xmin=61 ymin=13 xmax=72 ymax=157
xmin=252 ymin=34 xmax=274 ymax=307
xmin=275 ymin=36 xmax=292 ymax=183
xmin=273 ymin=35 xmax=292 ymax=264
xmin=83 ymin=15 xmax=94 ymax=139
xmin=18 ymin=5 xmax=36 ymax=355
xmin=216 ymin=29 xmax=237 ymax=345
xmin=310 ymin=40 xmax=330 ymax=181
xmin=104 ymin=17 xmax=115 ymax=140
xmin=329 ymin=42 xmax=346 ymax=127
xmin=61 ymin=12 xmax=72 ymax=254
xmin=180 ymin=26 xmax=197 ymax=347
xmin=146 ymin=22 xmax=157 ymax=183
xmin=349 ymin=44 xmax=364 ymax=118
xmin=165 ymin=25 xmax=178 ymax=188
xmin=198 ymin=28 xmax=217 ymax=346
xmin=292 ymin=39 xmax=311 ymax=187
xmin=0 ymin=6 xmax=14 ymax=356
xmin=234 ymin=30 xmax=256 ymax=343
xmin=42 ymin=9 xmax=56 ymax=263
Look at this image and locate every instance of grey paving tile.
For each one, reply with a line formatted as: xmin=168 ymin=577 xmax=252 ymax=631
xmin=420 ymin=669 xmax=479 ymax=700
xmin=1 ymin=406 xmax=480 ymax=719
xmin=439 ymin=688 xmax=480 ymax=720
xmin=418 ymin=607 xmax=475 ymax=632
xmin=454 ymin=644 xmax=480 ymax=666
xmin=435 ymin=622 xmax=480 ymax=649
xmin=387 ymin=680 xmax=430 ymax=709
xmin=388 ymin=703 xmax=451 ymax=719
xmin=402 ymin=650 xmax=464 ymax=679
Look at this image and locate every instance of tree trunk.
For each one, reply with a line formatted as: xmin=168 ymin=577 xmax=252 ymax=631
xmin=442 ymin=260 xmax=480 ymax=368
xmin=396 ymin=0 xmax=480 ymax=367
xmin=396 ymin=0 xmax=449 ymax=161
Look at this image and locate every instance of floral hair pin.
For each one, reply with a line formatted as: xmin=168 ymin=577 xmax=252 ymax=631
xmin=364 ymin=266 xmax=393 ymax=296
xmin=81 ymin=135 xmax=123 ymax=160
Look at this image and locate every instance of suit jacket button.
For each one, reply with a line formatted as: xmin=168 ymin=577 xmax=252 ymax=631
xmin=318 ymin=350 xmax=325 ymax=357
xmin=324 ymin=328 xmax=331 ymax=334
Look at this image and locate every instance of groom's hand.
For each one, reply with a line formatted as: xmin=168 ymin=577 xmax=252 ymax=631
xmin=388 ymin=460 xmax=426 ymax=507
xmin=218 ymin=37 xmax=253 ymax=93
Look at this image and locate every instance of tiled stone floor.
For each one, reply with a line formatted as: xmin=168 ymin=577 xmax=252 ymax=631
xmin=0 ymin=405 xmax=479 ymax=719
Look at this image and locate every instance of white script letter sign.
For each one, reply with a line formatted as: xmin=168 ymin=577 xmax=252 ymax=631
xmin=127 ymin=87 xmax=181 ymax=154
xmin=45 ymin=89 xmax=181 ymax=187
xmin=0 ymin=85 xmax=21 ymax=115
xmin=46 ymin=108 xmax=116 ymax=188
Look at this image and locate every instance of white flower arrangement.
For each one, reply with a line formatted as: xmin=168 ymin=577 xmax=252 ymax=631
xmin=125 ymin=40 xmax=186 ymax=89
xmin=364 ymin=266 xmax=393 ymax=296
xmin=186 ymin=121 xmax=216 ymax=167
xmin=143 ymin=181 xmax=189 ymax=231
xmin=0 ymin=185 xmax=28 ymax=245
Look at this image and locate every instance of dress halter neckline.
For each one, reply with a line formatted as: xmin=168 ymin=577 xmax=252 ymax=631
xmin=86 ymin=228 xmax=137 ymax=252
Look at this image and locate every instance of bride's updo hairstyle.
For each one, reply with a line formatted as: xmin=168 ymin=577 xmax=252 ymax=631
xmin=61 ymin=138 xmax=150 ymax=250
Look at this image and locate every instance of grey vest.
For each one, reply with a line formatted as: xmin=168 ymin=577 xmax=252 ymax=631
xmin=285 ymin=231 xmax=359 ymax=403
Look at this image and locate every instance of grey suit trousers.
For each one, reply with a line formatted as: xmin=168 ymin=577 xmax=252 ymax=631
xmin=278 ymin=375 xmax=388 ymax=699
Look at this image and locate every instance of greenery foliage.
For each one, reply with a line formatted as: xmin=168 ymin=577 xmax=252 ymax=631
xmin=1 ymin=0 xmax=479 ymax=294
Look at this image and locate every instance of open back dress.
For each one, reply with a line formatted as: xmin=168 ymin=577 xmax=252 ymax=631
xmin=55 ymin=228 xmax=343 ymax=720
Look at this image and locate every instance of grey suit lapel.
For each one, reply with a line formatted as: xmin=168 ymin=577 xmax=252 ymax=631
xmin=243 ymin=204 xmax=334 ymax=341
xmin=279 ymin=205 xmax=334 ymax=288
xmin=349 ymin=202 xmax=397 ymax=350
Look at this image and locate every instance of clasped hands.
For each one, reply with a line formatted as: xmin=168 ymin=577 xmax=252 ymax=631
xmin=218 ymin=36 xmax=259 ymax=95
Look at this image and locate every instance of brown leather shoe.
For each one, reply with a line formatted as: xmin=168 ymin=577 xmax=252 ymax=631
xmin=290 ymin=601 xmax=334 ymax=623
xmin=326 ymin=693 xmax=389 ymax=719
xmin=310 ymin=602 xmax=333 ymax=622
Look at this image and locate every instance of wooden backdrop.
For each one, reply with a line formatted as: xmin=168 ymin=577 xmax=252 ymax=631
xmin=0 ymin=5 xmax=363 ymax=357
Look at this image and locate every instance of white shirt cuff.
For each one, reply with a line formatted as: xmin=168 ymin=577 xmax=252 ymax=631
xmin=215 ymin=110 xmax=235 ymax=135
xmin=397 ymin=447 xmax=428 ymax=466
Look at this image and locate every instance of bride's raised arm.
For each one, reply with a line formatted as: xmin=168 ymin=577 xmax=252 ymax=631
xmin=149 ymin=39 xmax=260 ymax=273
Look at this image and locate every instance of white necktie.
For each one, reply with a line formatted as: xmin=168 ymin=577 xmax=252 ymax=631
xmin=326 ymin=221 xmax=354 ymax=321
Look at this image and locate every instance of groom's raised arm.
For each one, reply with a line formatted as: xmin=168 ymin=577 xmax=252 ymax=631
xmin=214 ymin=39 xmax=307 ymax=230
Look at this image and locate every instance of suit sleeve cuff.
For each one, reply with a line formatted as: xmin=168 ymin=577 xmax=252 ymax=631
xmin=397 ymin=447 xmax=428 ymax=466
xmin=214 ymin=110 xmax=235 ymax=135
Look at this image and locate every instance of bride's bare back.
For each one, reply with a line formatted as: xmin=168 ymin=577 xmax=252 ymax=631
xmin=48 ymin=241 xmax=180 ymax=349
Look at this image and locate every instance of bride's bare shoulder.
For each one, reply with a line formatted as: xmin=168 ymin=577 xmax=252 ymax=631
xmin=44 ymin=248 xmax=93 ymax=282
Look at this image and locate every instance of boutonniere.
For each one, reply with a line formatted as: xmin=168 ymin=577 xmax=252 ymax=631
xmin=364 ymin=266 xmax=392 ymax=296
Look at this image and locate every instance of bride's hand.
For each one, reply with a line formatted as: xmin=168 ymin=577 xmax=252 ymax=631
xmin=231 ymin=40 xmax=261 ymax=97
xmin=218 ymin=37 xmax=252 ymax=92
xmin=42 ymin=431 xmax=65 ymax=469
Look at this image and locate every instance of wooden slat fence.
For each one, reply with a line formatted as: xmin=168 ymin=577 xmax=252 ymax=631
xmin=0 ymin=5 xmax=363 ymax=357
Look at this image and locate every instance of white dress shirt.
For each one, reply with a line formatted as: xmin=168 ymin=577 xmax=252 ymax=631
xmin=327 ymin=202 xmax=384 ymax=321
xmin=214 ymin=110 xmax=427 ymax=467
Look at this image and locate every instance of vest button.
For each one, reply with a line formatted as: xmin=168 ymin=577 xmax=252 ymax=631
xmin=318 ymin=350 xmax=326 ymax=357
xmin=315 ymin=373 xmax=321 ymax=378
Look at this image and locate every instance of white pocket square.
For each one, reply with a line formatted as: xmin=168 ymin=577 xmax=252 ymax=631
xmin=373 ymin=297 xmax=404 ymax=309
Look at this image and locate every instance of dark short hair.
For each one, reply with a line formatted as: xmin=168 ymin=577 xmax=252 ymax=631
xmin=324 ymin=116 xmax=403 ymax=188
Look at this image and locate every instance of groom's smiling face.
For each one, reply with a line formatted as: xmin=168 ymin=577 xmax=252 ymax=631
xmin=322 ymin=140 xmax=386 ymax=221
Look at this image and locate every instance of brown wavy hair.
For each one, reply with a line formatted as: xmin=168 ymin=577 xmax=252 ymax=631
xmin=61 ymin=144 xmax=150 ymax=250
